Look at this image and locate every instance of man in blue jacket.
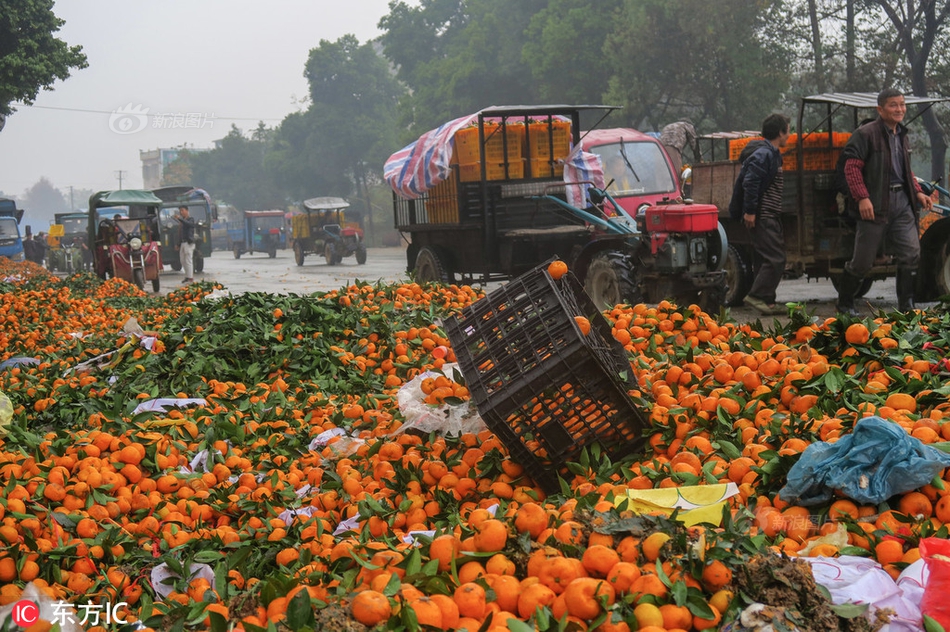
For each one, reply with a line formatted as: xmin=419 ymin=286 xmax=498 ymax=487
xmin=836 ymin=88 xmax=933 ymax=315
xmin=733 ymin=114 xmax=790 ymax=314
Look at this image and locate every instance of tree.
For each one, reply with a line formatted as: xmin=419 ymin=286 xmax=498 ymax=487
xmin=0 ymin=0 xmax=87 ymax=118
xmin=521 ymin=0 xmax=623 ymax=104
xmin=379 ymin=0 xmax=545 ymax=137
xmin=279 ymin=34 xmax=402 ymax=241
xmin=603 ymin=0 xmax=792 ymax=132
xmin=161 ymin=151 xmax=194 ymax=187
xmin=873 ymin=0 xmax=950 ymax=180
xmin=188 ymin=125 xmax=285 ymax=210
xmin=21 ymin=177 xmax=66 ymax=226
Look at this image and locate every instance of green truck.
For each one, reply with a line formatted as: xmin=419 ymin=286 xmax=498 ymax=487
xmin=151 ymin=186 xmax=217 ymax=272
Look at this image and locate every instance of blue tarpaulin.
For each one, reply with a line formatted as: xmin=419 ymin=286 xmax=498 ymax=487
xmin=778 ymin=416 xmax=950 ymax=506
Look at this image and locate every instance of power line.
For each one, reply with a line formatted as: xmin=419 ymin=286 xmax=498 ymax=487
xmin=20 ymin=104 xmax=284 ymax=122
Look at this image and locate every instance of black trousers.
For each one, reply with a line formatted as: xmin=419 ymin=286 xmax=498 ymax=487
xmin=748 ymin=213 xmax=786 ymax=304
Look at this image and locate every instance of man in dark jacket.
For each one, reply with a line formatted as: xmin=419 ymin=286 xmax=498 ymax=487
xmin=836 ymin=88 xmax=933 ymax=315
xmin=734 ymin=114 xmax=790 ymax=314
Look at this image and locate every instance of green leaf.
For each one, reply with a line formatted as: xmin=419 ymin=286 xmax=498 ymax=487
xmin=924 ymin=615 xmax=947 ymax=632
xmin=286 ymin=588 xmax=314 ymax=628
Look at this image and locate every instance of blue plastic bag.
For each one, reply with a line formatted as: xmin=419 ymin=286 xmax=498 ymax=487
xmin=778 ymin=416 xmax=950 ymax=506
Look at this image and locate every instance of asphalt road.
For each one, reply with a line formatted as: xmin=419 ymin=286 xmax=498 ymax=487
xmin=162 ymin=246 xmax=914 ymax=323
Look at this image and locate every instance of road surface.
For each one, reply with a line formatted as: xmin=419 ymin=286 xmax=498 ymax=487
xmin=160 ymin=246 xmax=915 ymax=323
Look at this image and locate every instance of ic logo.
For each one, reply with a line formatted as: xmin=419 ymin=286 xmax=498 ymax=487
xmin=12 ymin=599 xmax=39 ymax=627
xmin=108 ymin=103 xmax=150 ymax=134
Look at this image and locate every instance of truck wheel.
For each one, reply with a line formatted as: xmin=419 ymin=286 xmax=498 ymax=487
xmin=723 ymin=245 xmax=753 ymax=306
xmin=194 ymin=252 xmax=204 ymax=272
xmin=583 ymin=251 xmax=642 ymax=309
xmin=294 ymin=242 xmax=305 ymax=266
xmin=936 ymin=240 xmax=950 ymax=296
xmin=152 ymin=277 xmax=161 ymax=293
xmin=268 ymin=246 xmax=277 ymax=259
xmin=414 ymin=246 xmax=451 ymax=284
xmin=356 ymin=244 xmax=367 ymax=264
xmin=325 ymin=242 xmax=337 ymax=266
xmin=830 ymin=274 xmax=874 ymax=298
xmin=233 ymin=245 xmax=241 ymax=259
xmin=133 ymin=268 xmax=145 ymax=290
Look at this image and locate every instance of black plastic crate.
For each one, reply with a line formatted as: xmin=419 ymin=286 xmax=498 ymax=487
xmin=445 ymin=259 xmax=648 ymax=493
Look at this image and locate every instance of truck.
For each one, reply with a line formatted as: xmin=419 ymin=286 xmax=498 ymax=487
xmin=0 ymin=198 xmax=25 ymax=263
xmin=231 ymin=210 xmax=287 ymax=259
xmin=151 ymin=186 xmax=217 ymax=273
xmin=689 ymin=92 xmax=950 ymax=306
xmin=386 ymin=105 xmax=728 ymax=310
xmin=47 ymin=211 xmax=91 ymax=273
xmin=292 ymin=197 xmax=367 ymax=266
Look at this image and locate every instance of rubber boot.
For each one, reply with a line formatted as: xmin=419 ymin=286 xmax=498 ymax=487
xmin=896 ymin=268 xmax=916 ymax=311
xmin=835 ymin=269 xmax=862 ymax=316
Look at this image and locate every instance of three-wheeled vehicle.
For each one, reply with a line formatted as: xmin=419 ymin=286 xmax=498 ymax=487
xmin=387 ymin=105 xmax=727 ymax=309
xmin=232 ymin=210 xmax=286 ymax=258
xmin=292 ymin=197 xmax=367 ymax=266
xmin=47 ymin=212 xmax=90 ymax=273
xmin=152 ymin=186 xmax=217 ymax=273
xmin=690 ymin=92 xmax=950 ymax=305
xmin=88 ymin=190 xmax=163 ymax=292
xmin=0 ymin=198 xmax=25 ymax=262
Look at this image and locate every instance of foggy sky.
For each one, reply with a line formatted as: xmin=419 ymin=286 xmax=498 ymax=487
xmin=0 ymin=0 xmax=392 ymax=204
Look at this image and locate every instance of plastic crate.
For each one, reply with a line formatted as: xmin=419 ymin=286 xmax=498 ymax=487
xmin=445 ymin=260 xmax=648 ymax=493
xmin=527 ymin=121 xmax=571 ymax=160
xmin=455 ymin=124 xmax=525 ymax=165
xmin=458 ymin=161 xmax=525 ymax=182
xmin=528 ymin=158 xmax=563 ymax=178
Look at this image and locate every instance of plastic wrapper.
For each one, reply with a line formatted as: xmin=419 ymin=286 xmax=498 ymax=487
xmin=395 ymin=363 xmax=486 ymax=436
xmin=778 ymin=416 xmax=950 ymax=505
xmin=919 ymin=537 xmax=950 ymax=629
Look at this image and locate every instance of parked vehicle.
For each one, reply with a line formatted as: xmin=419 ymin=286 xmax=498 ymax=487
xmin=387 ymin=105 xmax=727 ymax=309
xmin=151 ymin=186 xmax=217 ymax=273
xmin=292 ymin=197 xmax=367 ymax=266
xmin=88 ymin=190 xmax=163 ymax=292
xmin=47 ymin=212 xmax=90 ymax=273
xmin=690 ymin=92 xmax=950 ymax=306
xmin=0 ymin=198 xmax=25 ymax=262
xmin=232 ymin=210 xmax=286 ymax=259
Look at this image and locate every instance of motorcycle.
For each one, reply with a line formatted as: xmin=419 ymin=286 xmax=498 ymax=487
xmin=98 ymin=218 xmax=163 ymax=292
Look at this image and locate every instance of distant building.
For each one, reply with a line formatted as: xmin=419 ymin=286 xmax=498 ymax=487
xmin=140 ymin=147 xmax=210 ymax=189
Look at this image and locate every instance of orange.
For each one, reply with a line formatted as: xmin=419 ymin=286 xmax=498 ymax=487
xmin=874 ymin=539 xmax=904 ymax=565
xmin=581 ymin=544 xmax=621 ymax=578
xmin=844 ymin=322 xmax=870 ymax=344
xmin=428 ymin=534 xmax=461 ymax=572
xmin=633 ymin=602 xmax=664 ymax=628
xmin=701 ymin=559 xmax=732 ymax=591
xmin=562 ymin=577 xmax=615 ymax=620
xmin=605 ymin=561 xmax=641 ymax=594
xmin=473 ymin=518 xmax=508 ymax=552
xmin=640 ymin=532 xmax=671 ymax=562
xmin=454 ymin=582 xmax=487 ymax=619
xmin=351 ymin=590 xmax=392 ymax=627
xmin=517 ymin=582 xmax=557 ymax=619
xmin=574 ymin=316 xmax=591 ymax=336
xmin=548 ymin=260 xmax=569 ymax=280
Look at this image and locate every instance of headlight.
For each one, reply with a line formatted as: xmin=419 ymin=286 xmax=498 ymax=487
xmin=129 ymin=237 xmax=143 ymax=250
xmin=13 ymin=251 xmax=24 ymax=262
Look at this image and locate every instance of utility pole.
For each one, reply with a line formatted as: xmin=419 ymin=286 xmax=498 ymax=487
xmin=115 ymin=170 xmax=127 ymax=190
xmin=69 ymin=186 xmax=74 ymax=209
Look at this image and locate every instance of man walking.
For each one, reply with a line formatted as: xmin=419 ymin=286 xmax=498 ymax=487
xmin=173 ymin=206 xmax=197 ymax=284
xmin=733 ymin=114 xmax=791 ymax=315
xmin=836 ymin=88 xmax=933 ymax=315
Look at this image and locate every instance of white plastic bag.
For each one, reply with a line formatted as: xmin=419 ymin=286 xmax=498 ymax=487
xmin=395 ymin=363 xmax=486 ymax=436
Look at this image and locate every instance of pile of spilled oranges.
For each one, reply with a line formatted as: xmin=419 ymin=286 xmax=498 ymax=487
xmin=2 ymin=256 xmax=950 ymax=631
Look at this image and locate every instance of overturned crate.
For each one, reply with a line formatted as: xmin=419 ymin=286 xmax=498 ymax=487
xmin=445 ymin=260 xmax=648 ymax=493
